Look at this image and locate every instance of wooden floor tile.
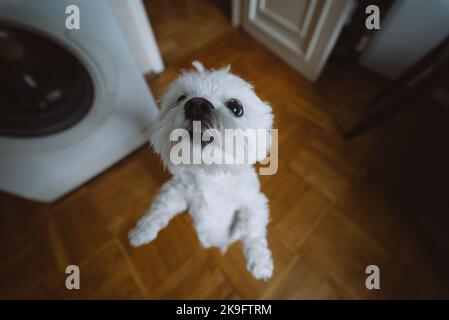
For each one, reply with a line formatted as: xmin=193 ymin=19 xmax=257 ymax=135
xmin=262 ymin=254 xmax=345 ymax=300
xmin=301 ymin=210 xmax=392 ymax=298
xmin=274 ymin=187 xmax=331 ymax=249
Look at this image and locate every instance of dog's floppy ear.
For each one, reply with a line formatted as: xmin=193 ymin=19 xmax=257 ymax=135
xmin=192 ymin=60 xmax=205 ymax=72
xmin=256 ymin=101 xmax=274 ymax=163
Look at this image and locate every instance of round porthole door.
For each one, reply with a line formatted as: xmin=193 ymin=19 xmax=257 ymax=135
xmin=0 ymin=23 xmax=95 ymax=137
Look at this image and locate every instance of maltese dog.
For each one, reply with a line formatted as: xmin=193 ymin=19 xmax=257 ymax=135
xmin=129 ymin=61 xmax=274 ymax=280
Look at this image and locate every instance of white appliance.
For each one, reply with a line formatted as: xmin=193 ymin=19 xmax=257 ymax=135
xmin=359 ymin=0 xmax=449 ymax=79
xmin=0 ymin=0 xmax=160 ymax=202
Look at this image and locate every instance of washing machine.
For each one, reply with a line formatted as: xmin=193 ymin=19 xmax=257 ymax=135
xmin=0 ymin=0 xmax=160 ymax=202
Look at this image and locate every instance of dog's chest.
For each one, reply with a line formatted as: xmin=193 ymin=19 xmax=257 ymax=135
xmin=184 ymin=172 xmax=254 ymax=248
xmin=190 ymin=183 xmax=239 ymax=247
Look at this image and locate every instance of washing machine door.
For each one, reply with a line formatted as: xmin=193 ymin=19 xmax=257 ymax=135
xmin=0 ymin=23 xmax=95 ymax=137
xmin=0 ymin=0 xmax=118 ymax=151
xmin=0 ymin=0 xmax=158 ymax=202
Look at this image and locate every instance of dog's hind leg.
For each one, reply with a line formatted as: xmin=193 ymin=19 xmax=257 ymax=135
xmin=240 ymin=193 xmax=273 ymax=281
xmin=129 ymin=178 xmax=187 ymax=247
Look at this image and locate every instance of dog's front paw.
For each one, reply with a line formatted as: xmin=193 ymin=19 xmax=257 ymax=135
xmin=247 ymin=249 xmax=273 ymax=281
xmin=128 ymin=223 xmax=159 ymax=247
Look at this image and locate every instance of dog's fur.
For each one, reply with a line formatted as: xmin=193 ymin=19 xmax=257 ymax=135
xmin=129 ymin=61 xmax=274 ymax=280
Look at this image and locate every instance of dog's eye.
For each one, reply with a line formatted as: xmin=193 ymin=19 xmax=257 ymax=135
xmin=177 ymin=94 xmax=187 ymax=103
xmin=225 ymin=99 xmax=243 ymax=117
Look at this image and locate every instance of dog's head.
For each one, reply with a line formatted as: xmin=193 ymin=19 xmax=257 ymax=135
xmin=150 ymin=61 xmax=273 ymax=174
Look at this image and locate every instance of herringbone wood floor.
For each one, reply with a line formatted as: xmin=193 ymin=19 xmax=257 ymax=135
xmin=1 ymin=0 xmax=449 ymax=299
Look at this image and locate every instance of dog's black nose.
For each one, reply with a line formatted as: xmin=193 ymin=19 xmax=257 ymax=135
xmin=184 ymin=97 xmax=213 ymax=121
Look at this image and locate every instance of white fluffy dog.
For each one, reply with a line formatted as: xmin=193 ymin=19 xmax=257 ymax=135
xmin=129 ymin=61 xmax=274 ymax=280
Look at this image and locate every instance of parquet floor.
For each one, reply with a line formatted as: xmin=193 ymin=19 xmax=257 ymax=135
xmin=1 ymin=0 xmax=449 ymax=299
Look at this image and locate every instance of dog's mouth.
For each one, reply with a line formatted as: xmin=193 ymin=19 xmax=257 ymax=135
xmin=202 ymin=135 xmax=214 ymax=147
xmin=186 ymin=123 xmax=215 ymax=148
